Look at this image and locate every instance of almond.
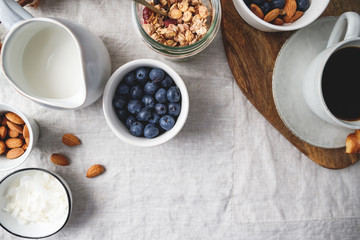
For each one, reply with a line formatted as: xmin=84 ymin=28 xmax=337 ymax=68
xmin=62 ymin=134 xmax=80 ymax=146
xmin=264 ymin=8 xmax=280 ymax=23
xmin=291 ymin=11 xmax=304 ymax=21
xmin=6 ymin=148 xmax=24 ymax=159
xmin=5 ymin=138 xmax=23 ymax=149
xmin=284 ymin=0 xmax=296 ymax=17
xmin=22 ymin=143 xmax=28 ymax=151
xmin=51 ymin=153 xmax=69 ymax=166
xmin=1 ymin=117 xmax=8 ymax=126
xmin=23 ymin=125 xmax=29 ymax=139
xmin=86 ymin=164 xmax=105 ymax=178
xmin=0 ymin=141 xmax=5 ymax=155
xmin=8 ymin=129 xmax=19 ymax=138
xmin=0 ymin=126 xmax=7 ymax=140
xmin=273 ymin=17 xmax=284 ymax=25
xmin=7 ymin=121 xmax=23 ymax=134
xmin=250 ymin=4 xmax=264 ymax=20
xmin=5 ymin=112 xmax=24 ymax=125
xmin=284 ymin=11 xmax=304 ymax=23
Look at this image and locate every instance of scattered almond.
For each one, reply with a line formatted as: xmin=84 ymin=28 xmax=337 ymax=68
xmin=5 ymin=138 xmax=23 ymax=149
xmin=284 ymin=0 xmax=297 ymax=17
xmin=264 ymin=8 xmax=280 ymax=23
xmin=86 ymin=164 xmax=105 ymax=178
xmin=62 ymin=134 xmax=81 ymax=146
xmin=0 ymin=126 xmax=7 ymax=140
xmin=5 ymin=112 xmax=24 ymax=125
xmin=0 ymin=141 xmax=5 ymax=155
xmin=50 ymin=153 xmax=69 ymax=166
xmin=250 ymin=4 xmax=264 ymax=20
xmin=7 ymin=121 xmax=23 ymax=134
xmin=6 ymin=148 xmax=24 ymax=159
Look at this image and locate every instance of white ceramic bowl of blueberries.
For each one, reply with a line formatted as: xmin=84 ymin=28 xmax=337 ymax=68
xmin=103 ymin=59 xmax=189 ymax=147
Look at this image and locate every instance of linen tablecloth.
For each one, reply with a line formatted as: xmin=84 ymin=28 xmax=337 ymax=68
xmin=1 ymin=1 xmax=360 ymax=239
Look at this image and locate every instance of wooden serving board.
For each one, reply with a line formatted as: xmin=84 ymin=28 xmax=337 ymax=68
xmin=221 ymin=0 xmax=360 ymax=169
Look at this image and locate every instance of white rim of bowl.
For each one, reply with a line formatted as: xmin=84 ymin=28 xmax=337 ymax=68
xmin=0 ymin=168 xmax=72 ymax=239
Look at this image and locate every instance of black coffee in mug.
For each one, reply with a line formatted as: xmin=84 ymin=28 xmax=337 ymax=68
xmin=321 ymin=46 xmax=360 ymax=121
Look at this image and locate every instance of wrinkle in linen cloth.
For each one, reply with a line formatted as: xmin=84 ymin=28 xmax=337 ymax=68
xmin=0 ymin=1 xmax=360 ymax=239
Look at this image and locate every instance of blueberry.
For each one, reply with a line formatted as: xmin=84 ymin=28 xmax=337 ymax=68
xmin=252 ymin=0 xmax=265 ymax=6
xmin=153 ymin=0 xmax=160 ymax=5
xmin=116 ymin=84 xmax=130 ymax=96
xmin=130 ymin=122 xmax=144 ymax=137
xmin=148 ymin=112 xmax=160 ymax=124
xmin=144 ymin=81 xmax=159 ymax=94
xmin=270 ymin=0 xmax=285 ymax=9
xmin=149 ymin=68 xmax=165 ymax=83
xmin=159 ymin=115 xmax=175 ymax=131
xmin=124 ymin=71 xmax=136 ymax=86
xmin=161 ymin=75 xmax=174 ymax=88
xmin=244 ymin=0 xmax=252 ymax=7
xmin=125 ymin=115 xmax=136 ymax=129
xmin=116 ymin=109 xmax=129 ymax=121
xmin=144 ymin=124 xmax=160 ymax=138
xmin=142 ymin=95 xmax=156 ymax=109
xmin=130 ymin=85 xmax=143 ymax=99
xmin=137 ymin=108 xmax=152 ymax=121
xmin=296 ymin=0 xmax=310 ymax=11
xmin=113 ymin=95 xmax=128 ymax=109
xmin=136 ymin=67 xmax=150 ymax=85
xmin=167 ymin=86 xmax=181 ymax=103
xmin=127 ymin=99 xmax=142 ymax=114
xmin=168 ymin=103 xmax=181 ymax=117
xmin=259 ymin=2 xmax=271 ymax=15
xmin=155 ymin=88 xmax=167 ymax=103
xmin=155 ymin=103 xmax=167 ymax=115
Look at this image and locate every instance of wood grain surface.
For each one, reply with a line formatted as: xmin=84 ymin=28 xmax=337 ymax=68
xmin=221 ymin=0 xmax=360 ymax=169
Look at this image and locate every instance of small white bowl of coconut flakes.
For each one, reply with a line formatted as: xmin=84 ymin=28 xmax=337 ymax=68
xmin=0 ymin=168 xmax=72 ymax=238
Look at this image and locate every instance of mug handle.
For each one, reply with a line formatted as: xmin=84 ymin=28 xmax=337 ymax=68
xmin=0 ymin=0 xmax=33 ymax=29
xmin=327 ymin=12 xmax=360 ymax=48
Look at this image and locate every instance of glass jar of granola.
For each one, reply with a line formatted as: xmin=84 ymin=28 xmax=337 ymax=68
xmin=131 ymin=0 xmax=221 ymax=60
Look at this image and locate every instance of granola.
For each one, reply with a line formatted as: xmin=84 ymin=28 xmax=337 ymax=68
xmin=142 ymin=0 xmax=210 ymax=47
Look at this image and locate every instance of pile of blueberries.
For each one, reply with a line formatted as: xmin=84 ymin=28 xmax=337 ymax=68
xmin=113 ymin=67 xmax=181 ymax=139
xmin=244 ymin=0 xmax=310 ymax=15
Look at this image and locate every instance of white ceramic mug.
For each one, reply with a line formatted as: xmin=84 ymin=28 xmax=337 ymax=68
xmin=303 ymin=12 xmax=360 ymax=129
xmin=0 ymin=0 xmax=112 ymax=110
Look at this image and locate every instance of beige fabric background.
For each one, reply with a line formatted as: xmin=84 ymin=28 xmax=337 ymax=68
xmin=0 ymin=0 xmax=360 ymax=239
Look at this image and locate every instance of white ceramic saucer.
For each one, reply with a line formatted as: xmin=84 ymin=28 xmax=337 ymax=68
xmin=272 ymin=17 xmax=353 ymax=149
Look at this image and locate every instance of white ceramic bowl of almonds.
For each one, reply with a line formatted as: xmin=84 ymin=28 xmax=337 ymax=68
xmin=0 ymin=168 xmax=72 ymax=238
xmin=0 ymin=103 xmax=39 ymax=171
xmin=233 ymin=0 xmax=329 ymax=32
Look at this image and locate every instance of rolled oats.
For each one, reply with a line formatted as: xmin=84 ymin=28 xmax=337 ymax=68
xmin=142 ymin=0 xmax=210 ymax=47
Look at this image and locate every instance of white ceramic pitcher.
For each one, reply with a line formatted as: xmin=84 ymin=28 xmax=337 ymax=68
xmin=0 ymin=0 xmax=112 ymax=110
